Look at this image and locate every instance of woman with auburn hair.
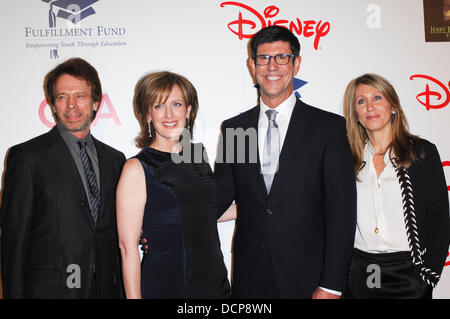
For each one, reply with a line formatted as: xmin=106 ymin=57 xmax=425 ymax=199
xmin=342 ymin=73 xmax=449 ymax=298
xmin=116 ymin=71 xmax=231 ymax=299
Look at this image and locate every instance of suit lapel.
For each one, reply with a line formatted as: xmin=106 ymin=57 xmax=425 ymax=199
xmin=269 ymin=99 xmax=309 ymax=195
xmin=46 ymin=127 xmax=106 ymax=230
xmin=45 ymin=127 xmax=87 ymax=198
xmin=93 ymin=137 xmax=109 ymax=225
xmin=245 ymin=106 xmax=270 ymax=198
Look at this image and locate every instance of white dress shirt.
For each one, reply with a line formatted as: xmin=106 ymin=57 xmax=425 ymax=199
xmin=258 ymin=93 xmax=296 ymax=170
xmin=257 ymin=93 xmax=341 ymax=296
xmin=354 ymin=142 xmax=410 ymax=253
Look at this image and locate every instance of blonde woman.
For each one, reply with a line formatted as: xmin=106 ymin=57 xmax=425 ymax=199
xmin=342 ymin=73 xmax=449 ymax=298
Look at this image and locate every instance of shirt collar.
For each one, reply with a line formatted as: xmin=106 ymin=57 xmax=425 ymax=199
xmin=364 ymin=140 xmax=395 ymax=164
xmin=57 ymin=124 xmax=94 ymax=149
xmin=259 ymin=92 xmax=296 ymax=122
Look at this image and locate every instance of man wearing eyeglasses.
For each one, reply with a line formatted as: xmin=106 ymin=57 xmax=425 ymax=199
xmin=215 ymin=26 xmax=356 ymax=299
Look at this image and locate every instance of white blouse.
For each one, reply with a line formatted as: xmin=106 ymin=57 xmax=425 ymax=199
xmin=354 ymin=142 xmax=411 ymax=253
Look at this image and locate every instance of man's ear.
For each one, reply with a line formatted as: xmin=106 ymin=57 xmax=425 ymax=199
xmin=93 ymin=101 xmax=100 ymax=112
xmin=294 ymin=55 xmax=302 ymax=75
xmin=248 ymin=58 xmax=256 ymax=76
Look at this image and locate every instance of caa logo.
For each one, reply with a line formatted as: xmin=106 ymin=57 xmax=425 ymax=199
xmin=220 ymin=1 xmax=331 ymax=50
xmin=42 ymin=0 xmax=99 ymax=58
xmin=39 ymin=93 xmax=121 ymax=128
xmin=410 ymin=74 xmax=450 ymax=111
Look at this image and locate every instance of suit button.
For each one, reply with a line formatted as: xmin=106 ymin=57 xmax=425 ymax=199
xmin=267 ymin=209 xmax=272 ymax=215
xmin=89 ymin=264 xmax=96 ymax=272
xmin=262 ymin=243 xmax=269 ymax=249
xmin=81 ymin=201 xmax=86 ymax=208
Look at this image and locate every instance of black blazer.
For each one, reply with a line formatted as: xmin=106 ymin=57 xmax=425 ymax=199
xmin=215 ymin=99 xmax=357 ymax=298
xmin=0 ymin=127 xmax=126 ymax=298
xmin=404 ymin=138 xmax=450 ymax=286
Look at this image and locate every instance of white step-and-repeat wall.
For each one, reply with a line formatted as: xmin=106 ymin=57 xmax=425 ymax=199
xmin=0 ymin=0 xmax=449 ymax=298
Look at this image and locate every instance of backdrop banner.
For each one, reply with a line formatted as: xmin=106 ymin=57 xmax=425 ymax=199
xmin=0 ymin=0 xmax=449 ymax=299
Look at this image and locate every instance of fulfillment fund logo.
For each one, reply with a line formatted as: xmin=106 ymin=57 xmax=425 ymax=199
xmin=25 ymin=0 xmax=127 ymax=59
xmin=43 ymin=0 xmax=98 ymax=58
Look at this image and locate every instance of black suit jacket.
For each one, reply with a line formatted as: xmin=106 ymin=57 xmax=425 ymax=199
xmin=215 ymin=99 xmax=357 ymax=298
xmin=407 ymin=139 xmax=450 ymax=284
xmin=0 ymin=126 xmax=126 ymax=298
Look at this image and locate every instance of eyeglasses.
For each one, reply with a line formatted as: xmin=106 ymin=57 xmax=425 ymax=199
xmin=255 ymin=53 xmax=296 ymax=65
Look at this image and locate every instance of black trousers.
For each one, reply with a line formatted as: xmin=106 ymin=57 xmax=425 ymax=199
xmin=343 ymin=249 xmax=432 ymax=299
xmin=88 ymin=274 xmax=97 ymax=299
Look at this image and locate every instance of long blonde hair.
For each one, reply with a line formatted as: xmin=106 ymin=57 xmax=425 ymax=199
xmin=343 ymin=73 xmax=421 ymax=175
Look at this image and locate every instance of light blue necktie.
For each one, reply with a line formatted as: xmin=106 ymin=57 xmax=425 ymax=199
xmin=262 ymin=109 xmax=280 ymax=193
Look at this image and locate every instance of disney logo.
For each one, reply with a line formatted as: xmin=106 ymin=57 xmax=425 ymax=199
xmin=443 ymin=161 xmax=450 ymax=192
xmin=220 ymin=1 xmax=330 ymax=50
xmin=442 ymin=162 xmax=449 ymax=267
xmin=410 ymin=74 xmax=450 ymax=110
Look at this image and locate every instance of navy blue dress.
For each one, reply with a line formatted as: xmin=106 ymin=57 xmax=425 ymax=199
xmin=135 ymin=145 xmax=230 ymax=299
